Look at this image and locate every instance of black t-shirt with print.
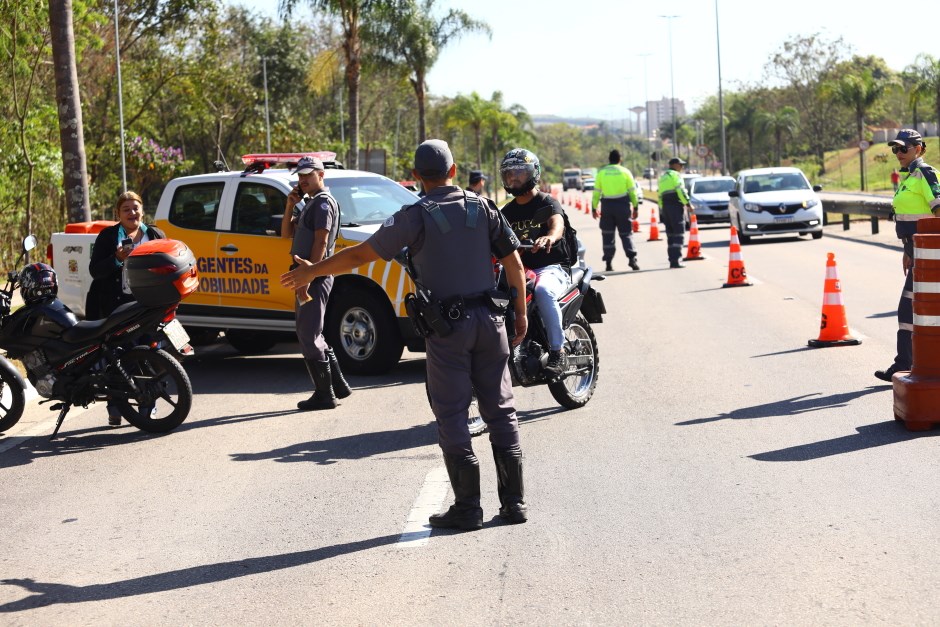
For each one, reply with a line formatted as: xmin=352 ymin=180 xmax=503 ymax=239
xmin=501 ymin=192 xmax=569 ymax=269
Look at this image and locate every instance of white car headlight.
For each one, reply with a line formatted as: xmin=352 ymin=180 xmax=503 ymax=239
xmin=804 ymin=199 xmax=819 ymax=209
xmin=743 ymin=202 xmax=761 ymax=213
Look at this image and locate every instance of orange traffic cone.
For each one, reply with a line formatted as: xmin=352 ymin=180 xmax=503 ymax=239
xmin=722 ymin=225 xmax=752 ymax=287
xmin=808 ymin=252 xmax=861 ymax=347
xmin=683 ymin=214 xmax=705 ymax=261
xmin=584 ymin=197 xmax=590 ymax=214
xmin=647 ymin=208 xmax=661 ymax=241
xmin=575 ymin=197 xmax=582 ymax=212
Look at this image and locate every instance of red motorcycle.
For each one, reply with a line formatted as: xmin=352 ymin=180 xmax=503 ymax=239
xmin=0 ymin=236 xmax=199 ymax=438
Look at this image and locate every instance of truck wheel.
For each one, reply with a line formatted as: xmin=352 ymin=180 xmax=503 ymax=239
xmin=326 ymin=289 xmax=403 ymax=375
xmin=226 ymin=329 xmax=279 ymax=355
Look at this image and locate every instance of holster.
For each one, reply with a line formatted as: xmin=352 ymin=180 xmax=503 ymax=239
xmin=404 ymin=289 xmax=453 ymax=338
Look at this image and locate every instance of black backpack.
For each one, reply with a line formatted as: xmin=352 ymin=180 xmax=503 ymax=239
xmin=559 ymin=207 xmax=579 ymax=268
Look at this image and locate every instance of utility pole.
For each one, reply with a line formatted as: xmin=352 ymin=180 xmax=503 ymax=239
xmin=660 ymin=15 xmax=679 ymax=158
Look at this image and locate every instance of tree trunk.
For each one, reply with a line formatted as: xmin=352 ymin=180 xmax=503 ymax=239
xmin=49 ymin=0 xmax=90 ymax=223
xmin=413 ymin=72 xmax=426 ymax=144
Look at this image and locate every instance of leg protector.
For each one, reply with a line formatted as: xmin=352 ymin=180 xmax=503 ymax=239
xmin=429 ymin=453 xmax=483 ymax=531
xmin=492 ymin=444 xmax=527 ymax=524
xmin=326 ymin=347 xmax=352 ymax=399
xmin=298 ymin=359 xmax=337 ymax=411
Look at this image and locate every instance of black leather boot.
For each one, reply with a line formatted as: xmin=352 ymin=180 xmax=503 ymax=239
xmin=325 ymin=347 xmax=352 ymax=399
xmin=298 ymin=359 xmax=337 ymax=411
xmin=492 ymin=444 xmax=527 ymax=524
xmin=429 ymin=453 xmax=483 ymax=531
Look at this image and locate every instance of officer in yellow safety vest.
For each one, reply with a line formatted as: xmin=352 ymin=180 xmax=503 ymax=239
xmin=875 ymin=129 xmax=940 ymax=381
xmin=591 ymin=149 xmax=640 ymax=272
xmin=657 ymin=157 xmax=693 ymax=268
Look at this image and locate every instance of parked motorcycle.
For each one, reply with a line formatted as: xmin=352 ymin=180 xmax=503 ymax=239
xmin=0 ymin=235 xmax=199 ymax=438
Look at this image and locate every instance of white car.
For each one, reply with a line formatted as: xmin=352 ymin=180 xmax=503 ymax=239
xmin=728 ymin=167 xmax=823 ymax=243
xmin=688 ymin=176 xmax=735 ymax=224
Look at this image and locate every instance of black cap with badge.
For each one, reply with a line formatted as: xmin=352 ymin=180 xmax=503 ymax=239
xmin=414 ymin=139 xmax=454 ymax=178
xmin=888 ymin=129 xmax=924 ymax=147
xmin=469 ymin=170 xmax=487 ymax=184
xmin=291 ymin=155 xmax=325 ymax=174
xmin=668 ymin=157 xmax=687 ymax=166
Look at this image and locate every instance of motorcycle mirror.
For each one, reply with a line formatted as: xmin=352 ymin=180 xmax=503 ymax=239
xmin=22 ymin=235 xmax=37 ymax=253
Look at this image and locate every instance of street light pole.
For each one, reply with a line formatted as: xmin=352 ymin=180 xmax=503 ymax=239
xmin=660 ymin=15 xmax=679 ymax=159
xmin=715 ymin=0 xmax=728 ymax=175
xmin=262 ymin=57 xmax=271 ymax=153
xmin=637 ymin=52 xmax=652 ymax=185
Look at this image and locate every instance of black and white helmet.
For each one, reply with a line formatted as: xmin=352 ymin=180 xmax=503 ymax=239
xmin=500 ymin=148 xmax=541 ymax=197
xmin=19 ymin=263 xmax=58 ymax=304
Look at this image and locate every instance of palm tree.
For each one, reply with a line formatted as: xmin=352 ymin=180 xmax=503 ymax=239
xmin=368 ymin=0 xmax=489 ymax=143
xmin=757 ymin=106 xmax=799 ymax=166
xmin=727 ymin=95 xmax=761 ymax=168
xmin=909 ymin=54 xmax=940 ymax=152
xmin=281 ymin=0 xmax=381 ymax=169
xmin=444 ymin=92 xmax=492 ymax=167
xmin=825 ymin=68 xmax=894 ymax=190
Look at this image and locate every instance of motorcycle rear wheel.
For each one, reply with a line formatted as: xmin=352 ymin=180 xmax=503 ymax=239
xmin=0 ymin=366 xmax=25 ymax=433
xmin=112 ymin=348 xmax=192 ymax=433
xmin=549 ymin=314 xmax=599 ymax=409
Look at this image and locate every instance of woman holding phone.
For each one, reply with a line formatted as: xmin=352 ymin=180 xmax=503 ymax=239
xmin=86 ymin=190 xmax=166 ymax=424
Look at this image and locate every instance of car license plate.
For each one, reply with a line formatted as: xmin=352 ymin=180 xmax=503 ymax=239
xmin=774 ymin=216 xmax=794 ymax=223
xmin=162 ymin=318 xmax=190 ymax=350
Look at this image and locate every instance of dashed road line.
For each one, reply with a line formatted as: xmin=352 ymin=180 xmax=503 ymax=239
xmin=397 ymin=466 xmax=450 ymax=547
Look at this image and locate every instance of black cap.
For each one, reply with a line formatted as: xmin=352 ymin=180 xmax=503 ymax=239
xmin=888 ymin=129 xmax=924 ymax=147
xmin=414 ymin=139 xmax=454 ymax=177
xmin=469 ymin=170 xmax=487 ymax=184
xmin=668 ymin=157 xmax=687 ymax=166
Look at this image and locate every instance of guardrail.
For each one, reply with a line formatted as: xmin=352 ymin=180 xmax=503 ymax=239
xmin=820 ymin=194 xmax=893 ymax=235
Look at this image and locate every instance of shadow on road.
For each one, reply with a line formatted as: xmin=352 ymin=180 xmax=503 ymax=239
xmin=0 ymin=534 xmax=401 ymax=612
xmin=750 ymin=419 xmax=940 ymax=462
xmin=675 ymin=385 xmax=890 ymax=426
xmin=866 ymin=310 xmax=897 ymax=319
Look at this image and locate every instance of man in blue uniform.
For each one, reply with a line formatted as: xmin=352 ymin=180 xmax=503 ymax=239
xmin=281 ymin=140 xmax=530 ymax=530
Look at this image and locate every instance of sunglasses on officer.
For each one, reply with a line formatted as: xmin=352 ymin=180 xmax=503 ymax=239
xmin=891 ymin=144 xmax=910 ymax=155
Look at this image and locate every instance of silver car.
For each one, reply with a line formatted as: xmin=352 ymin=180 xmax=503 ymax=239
xmin=728 ymin=167 xmax=824 ymax=243
xmin=688 ymin=176 xmax=734 ymax=224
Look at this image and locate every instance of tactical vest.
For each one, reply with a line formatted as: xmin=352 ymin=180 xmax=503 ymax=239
xmin=410 ymin=191 xmax=495 ymax=300
xmin=290 ymin=191 xmax=340 ymax=261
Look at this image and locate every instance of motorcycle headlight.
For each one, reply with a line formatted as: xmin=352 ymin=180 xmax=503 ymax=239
xmin=743 ymin=202 xmax=761 ymax=213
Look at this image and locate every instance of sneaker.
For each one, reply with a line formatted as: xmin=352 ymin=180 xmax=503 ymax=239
xmin=604 ymin=261 xmax=613 ymax=272
xmin=669 ymin=261 xmax=686 ymax=269
xmin=544 ymin=349 xmax=566 ymax=377
xmin=874 ymin=364 xmax=903 ymax=382
xmin=628 ymin=258 xmax=640 ymax=271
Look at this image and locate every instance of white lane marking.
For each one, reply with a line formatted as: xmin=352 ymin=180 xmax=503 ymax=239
xmin=397 ymin=466 xmax=450 ymax=547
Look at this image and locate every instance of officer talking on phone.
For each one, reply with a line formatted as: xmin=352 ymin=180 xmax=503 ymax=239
xmin=281 ymin=139 xmax=530 ymax=531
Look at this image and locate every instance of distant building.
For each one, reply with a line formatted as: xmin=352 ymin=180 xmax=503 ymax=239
xmin=646 ymin=97 xmax=686 ymax=136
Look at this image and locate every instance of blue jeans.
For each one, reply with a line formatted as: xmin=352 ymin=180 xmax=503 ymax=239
xmin=532 ymin=265 xmax=570 ymax=351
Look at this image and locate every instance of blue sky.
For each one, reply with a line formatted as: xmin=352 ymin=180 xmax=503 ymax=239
xmin=229 ymin=0 xmax=926 ymax=120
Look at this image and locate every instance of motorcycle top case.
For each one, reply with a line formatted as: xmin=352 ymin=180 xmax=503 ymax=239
xmin=126 ymin=239 xmax=199 ymax=306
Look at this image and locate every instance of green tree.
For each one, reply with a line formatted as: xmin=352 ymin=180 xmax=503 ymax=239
xmin=727 ymin=93 xmax=762 ymax=168
xmin=824 ymin=58 xmax=896 ymax=190
xmin=909 ymin=54 xmax=940 ymax=152
xmin=367 ymin=0 xmax=489 ymax=143
xmin=444 ymin=91 xmax=492 ymax=167
xmin=757 ymin=106 xmax=799 ymax=166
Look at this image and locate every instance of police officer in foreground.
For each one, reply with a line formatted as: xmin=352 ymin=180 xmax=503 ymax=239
xmin=875 ymin=129 xmax=940 ymax=381
xmin=591 ymin=149 xmax=640 ymax=272
xmin=658 ymin=157 xmax=693 ymax=268
xmin=280 ymin=155 xmax=353 ymax=411
xmin=281 ymin=140 xmax=530 ymax=530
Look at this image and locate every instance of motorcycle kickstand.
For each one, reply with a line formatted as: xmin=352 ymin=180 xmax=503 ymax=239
xmin=48 ymin=403 xmax=72 ymax=440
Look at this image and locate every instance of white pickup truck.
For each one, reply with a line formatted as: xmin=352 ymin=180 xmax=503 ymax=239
xmin=49 ymin=153 xmax=425 ymax=375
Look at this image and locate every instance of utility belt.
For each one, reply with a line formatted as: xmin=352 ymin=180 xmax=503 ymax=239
xmin=404 ymin=288 xmax=511 ymax=338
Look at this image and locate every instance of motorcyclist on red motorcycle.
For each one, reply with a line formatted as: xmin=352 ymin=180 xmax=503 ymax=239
xmin=499 ymin=148 xmax=572 ymax=377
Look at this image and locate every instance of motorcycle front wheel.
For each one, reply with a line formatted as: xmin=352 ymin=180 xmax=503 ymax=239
xmin=112 ymin=347 xmax=192 ymax=433
xmin=549 ymin=313 xmax=599 ymax=409
xmin=0 ymin=365 xmax=25 ymax=433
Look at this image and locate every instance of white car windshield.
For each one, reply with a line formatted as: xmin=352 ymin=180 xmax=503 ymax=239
xmin=323 ymin=177 xmax=419 ymax=225
xmin=742 ymin=173 xmax=810 ymax=193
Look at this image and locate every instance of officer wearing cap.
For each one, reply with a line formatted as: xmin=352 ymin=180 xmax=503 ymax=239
xmin=281 ymin=139 xmax=530 ymax=531
xmin=658 ymin=157 xmax=693 ymax=268
xmin=591 ymin=149 xmax=640 ymax=272
xmin=280 ymin=155 xmax=352 ymax=410
xmin=875 ymin=129 xmax=940 ymax=381
xmin=467 ymin=170 xmax=487 ymax=195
